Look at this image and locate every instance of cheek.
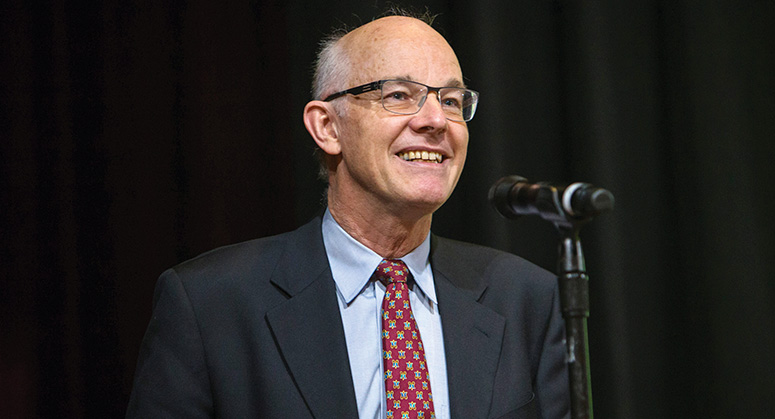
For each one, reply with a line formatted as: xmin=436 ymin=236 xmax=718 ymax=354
xmin=337 ymin=119 xmax=368 ymax=157
xmin=452 ymin=127 xmax=470 ymax=157
xmin=343 ymin=119 xmax=405 ymax=157
xmin=336 ymin=124 xmax=387 ymax=176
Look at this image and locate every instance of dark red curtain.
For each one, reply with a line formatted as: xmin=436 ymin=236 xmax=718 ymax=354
xmin=2 ymin=1 xmax=773 ymax=417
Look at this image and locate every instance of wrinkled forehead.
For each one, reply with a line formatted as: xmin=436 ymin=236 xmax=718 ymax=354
xmin=339 ymin=16 xmax=464 ymax=87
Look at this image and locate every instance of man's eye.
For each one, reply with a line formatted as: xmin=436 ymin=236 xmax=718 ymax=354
xmin=442 ymin=97 xmax=462 ymax=109
xmin=387 ymin=91 xmax=411 ymax=100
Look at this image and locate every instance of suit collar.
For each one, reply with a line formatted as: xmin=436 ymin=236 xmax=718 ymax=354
xmin=265 ymin=216 xmax=359 ymax=418
xmin=430 ymin=235 xmax=489 ymax=300
xmin=267 ymin=215 xmax=330 ymax=296
xmin=321 ymin=209 xmax=437 ymax=305
xmin=431 ymin=235 xmax=506 ymax=419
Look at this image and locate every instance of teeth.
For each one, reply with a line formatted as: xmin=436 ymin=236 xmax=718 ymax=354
xmin=398 ymin=151 xmax=443 ymax=163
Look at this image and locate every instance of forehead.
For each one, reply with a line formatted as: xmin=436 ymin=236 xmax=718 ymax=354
xmin=340 ymin=17 xmax=463 ymax=86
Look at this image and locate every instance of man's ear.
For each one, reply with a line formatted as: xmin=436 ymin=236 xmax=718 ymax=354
xmin=303 ymin=101 xmax=342 ymax=156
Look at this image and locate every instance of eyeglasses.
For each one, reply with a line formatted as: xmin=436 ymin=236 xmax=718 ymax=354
xmin=323 ymin=79 xmax=479 ymax=122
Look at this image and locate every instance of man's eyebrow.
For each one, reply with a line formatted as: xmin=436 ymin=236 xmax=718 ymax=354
xmin=444 ymin=79 xmax=466 ymax=88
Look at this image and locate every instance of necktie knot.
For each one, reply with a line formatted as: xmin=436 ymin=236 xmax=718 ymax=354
xmin=376 ymin=259 xmax=410 ymax=284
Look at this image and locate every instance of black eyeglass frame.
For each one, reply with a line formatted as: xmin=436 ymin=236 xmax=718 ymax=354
xmin=322 ymin=79 xmax=479 ymax=122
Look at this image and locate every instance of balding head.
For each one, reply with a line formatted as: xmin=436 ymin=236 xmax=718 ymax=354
xmin=312 ymin=16 xmax=462 ymax=101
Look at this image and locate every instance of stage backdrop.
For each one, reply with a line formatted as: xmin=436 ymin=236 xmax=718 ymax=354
xmin=2 ymin=1 xmax=773 ymax=417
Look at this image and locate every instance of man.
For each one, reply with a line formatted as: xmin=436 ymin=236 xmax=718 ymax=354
xmin=127 ymin=13 xmax=570 ymax=419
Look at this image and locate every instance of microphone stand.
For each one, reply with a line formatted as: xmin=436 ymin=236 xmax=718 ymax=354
xmin=513 ymin=184 xmax=594 ymax=419
xmin=556 ymin=223 xmax=593 ymax=419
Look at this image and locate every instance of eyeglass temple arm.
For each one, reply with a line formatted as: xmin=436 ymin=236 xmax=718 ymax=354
xmin=323 ymin=81 xmax=383 ymax=102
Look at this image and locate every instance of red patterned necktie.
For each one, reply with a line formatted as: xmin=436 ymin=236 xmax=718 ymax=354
xmin=376 ymin=259 xmax=435 ymax=419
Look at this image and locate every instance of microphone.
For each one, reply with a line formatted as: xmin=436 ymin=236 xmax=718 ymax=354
xmin=488 ymin=175 xmax=615 ymax=221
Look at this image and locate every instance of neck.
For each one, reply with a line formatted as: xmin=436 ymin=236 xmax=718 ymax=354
xmin=328 ymin=196 xmax=433 ymax=259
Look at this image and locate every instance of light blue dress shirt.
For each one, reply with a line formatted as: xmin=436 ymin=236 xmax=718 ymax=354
xmin=321 ymin=209 xmax=450 ymax=419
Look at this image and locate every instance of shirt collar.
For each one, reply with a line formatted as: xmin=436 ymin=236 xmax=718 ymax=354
xmin=321 ymin=209 xmax=437 ymax=305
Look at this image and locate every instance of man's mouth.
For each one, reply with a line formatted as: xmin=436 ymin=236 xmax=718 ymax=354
xmin=397 ymin=150 xmax=443 ymax=164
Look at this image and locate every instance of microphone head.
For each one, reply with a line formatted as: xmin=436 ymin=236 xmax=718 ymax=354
xmin=563 ymin=183 xmax=615 ymax=218
xmin=488 ymin=175 xmax=528 ymax=219
xmin=588 ymin=188 xmax=615 ymax=213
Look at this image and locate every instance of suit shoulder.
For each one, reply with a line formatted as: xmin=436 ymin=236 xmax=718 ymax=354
xmin=172 ymin=232 xmax=287 ymax=279
xmin=167 ymin=216 xmax=324 ymax=290
xmin=431 ymin=236 xmax=555 ymax=291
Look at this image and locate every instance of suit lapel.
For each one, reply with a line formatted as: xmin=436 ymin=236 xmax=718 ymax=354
xmin=432 ymin=237 xmax=506 ymax=419
xmin=265 ymin=217 xmax=359 ymax=418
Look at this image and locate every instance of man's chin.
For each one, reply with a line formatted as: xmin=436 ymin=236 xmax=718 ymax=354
xmin=395 ymin=191 xmax=451 ymax=216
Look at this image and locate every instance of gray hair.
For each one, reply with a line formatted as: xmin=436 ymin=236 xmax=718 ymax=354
xmin=312 ymin=30 xmax=350 ymax=102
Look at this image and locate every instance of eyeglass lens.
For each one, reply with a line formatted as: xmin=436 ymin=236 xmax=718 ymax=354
xmin=380 ymin=80 xmax=477 ymax=122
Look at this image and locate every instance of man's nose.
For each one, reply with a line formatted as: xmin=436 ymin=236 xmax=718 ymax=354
xmin=413 ymin=91 xmax=448 ymax=130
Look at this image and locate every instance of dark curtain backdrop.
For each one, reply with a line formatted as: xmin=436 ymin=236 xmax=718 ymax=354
xmin=2 ymin=0 xmax=773 ymax=418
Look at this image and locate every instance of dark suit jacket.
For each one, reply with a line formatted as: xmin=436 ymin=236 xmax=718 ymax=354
xmin=127 ymin=216 xmax=570 ymax=419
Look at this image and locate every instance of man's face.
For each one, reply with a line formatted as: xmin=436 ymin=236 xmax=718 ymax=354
xmin=330 ymin=17 xmax=469 ymax=219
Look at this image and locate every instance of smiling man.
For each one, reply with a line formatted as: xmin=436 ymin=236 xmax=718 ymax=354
xmin=305 ymin=16 xmax=470 ymax=260
xmin=127 ymin=12 xmax=569 ymax=419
